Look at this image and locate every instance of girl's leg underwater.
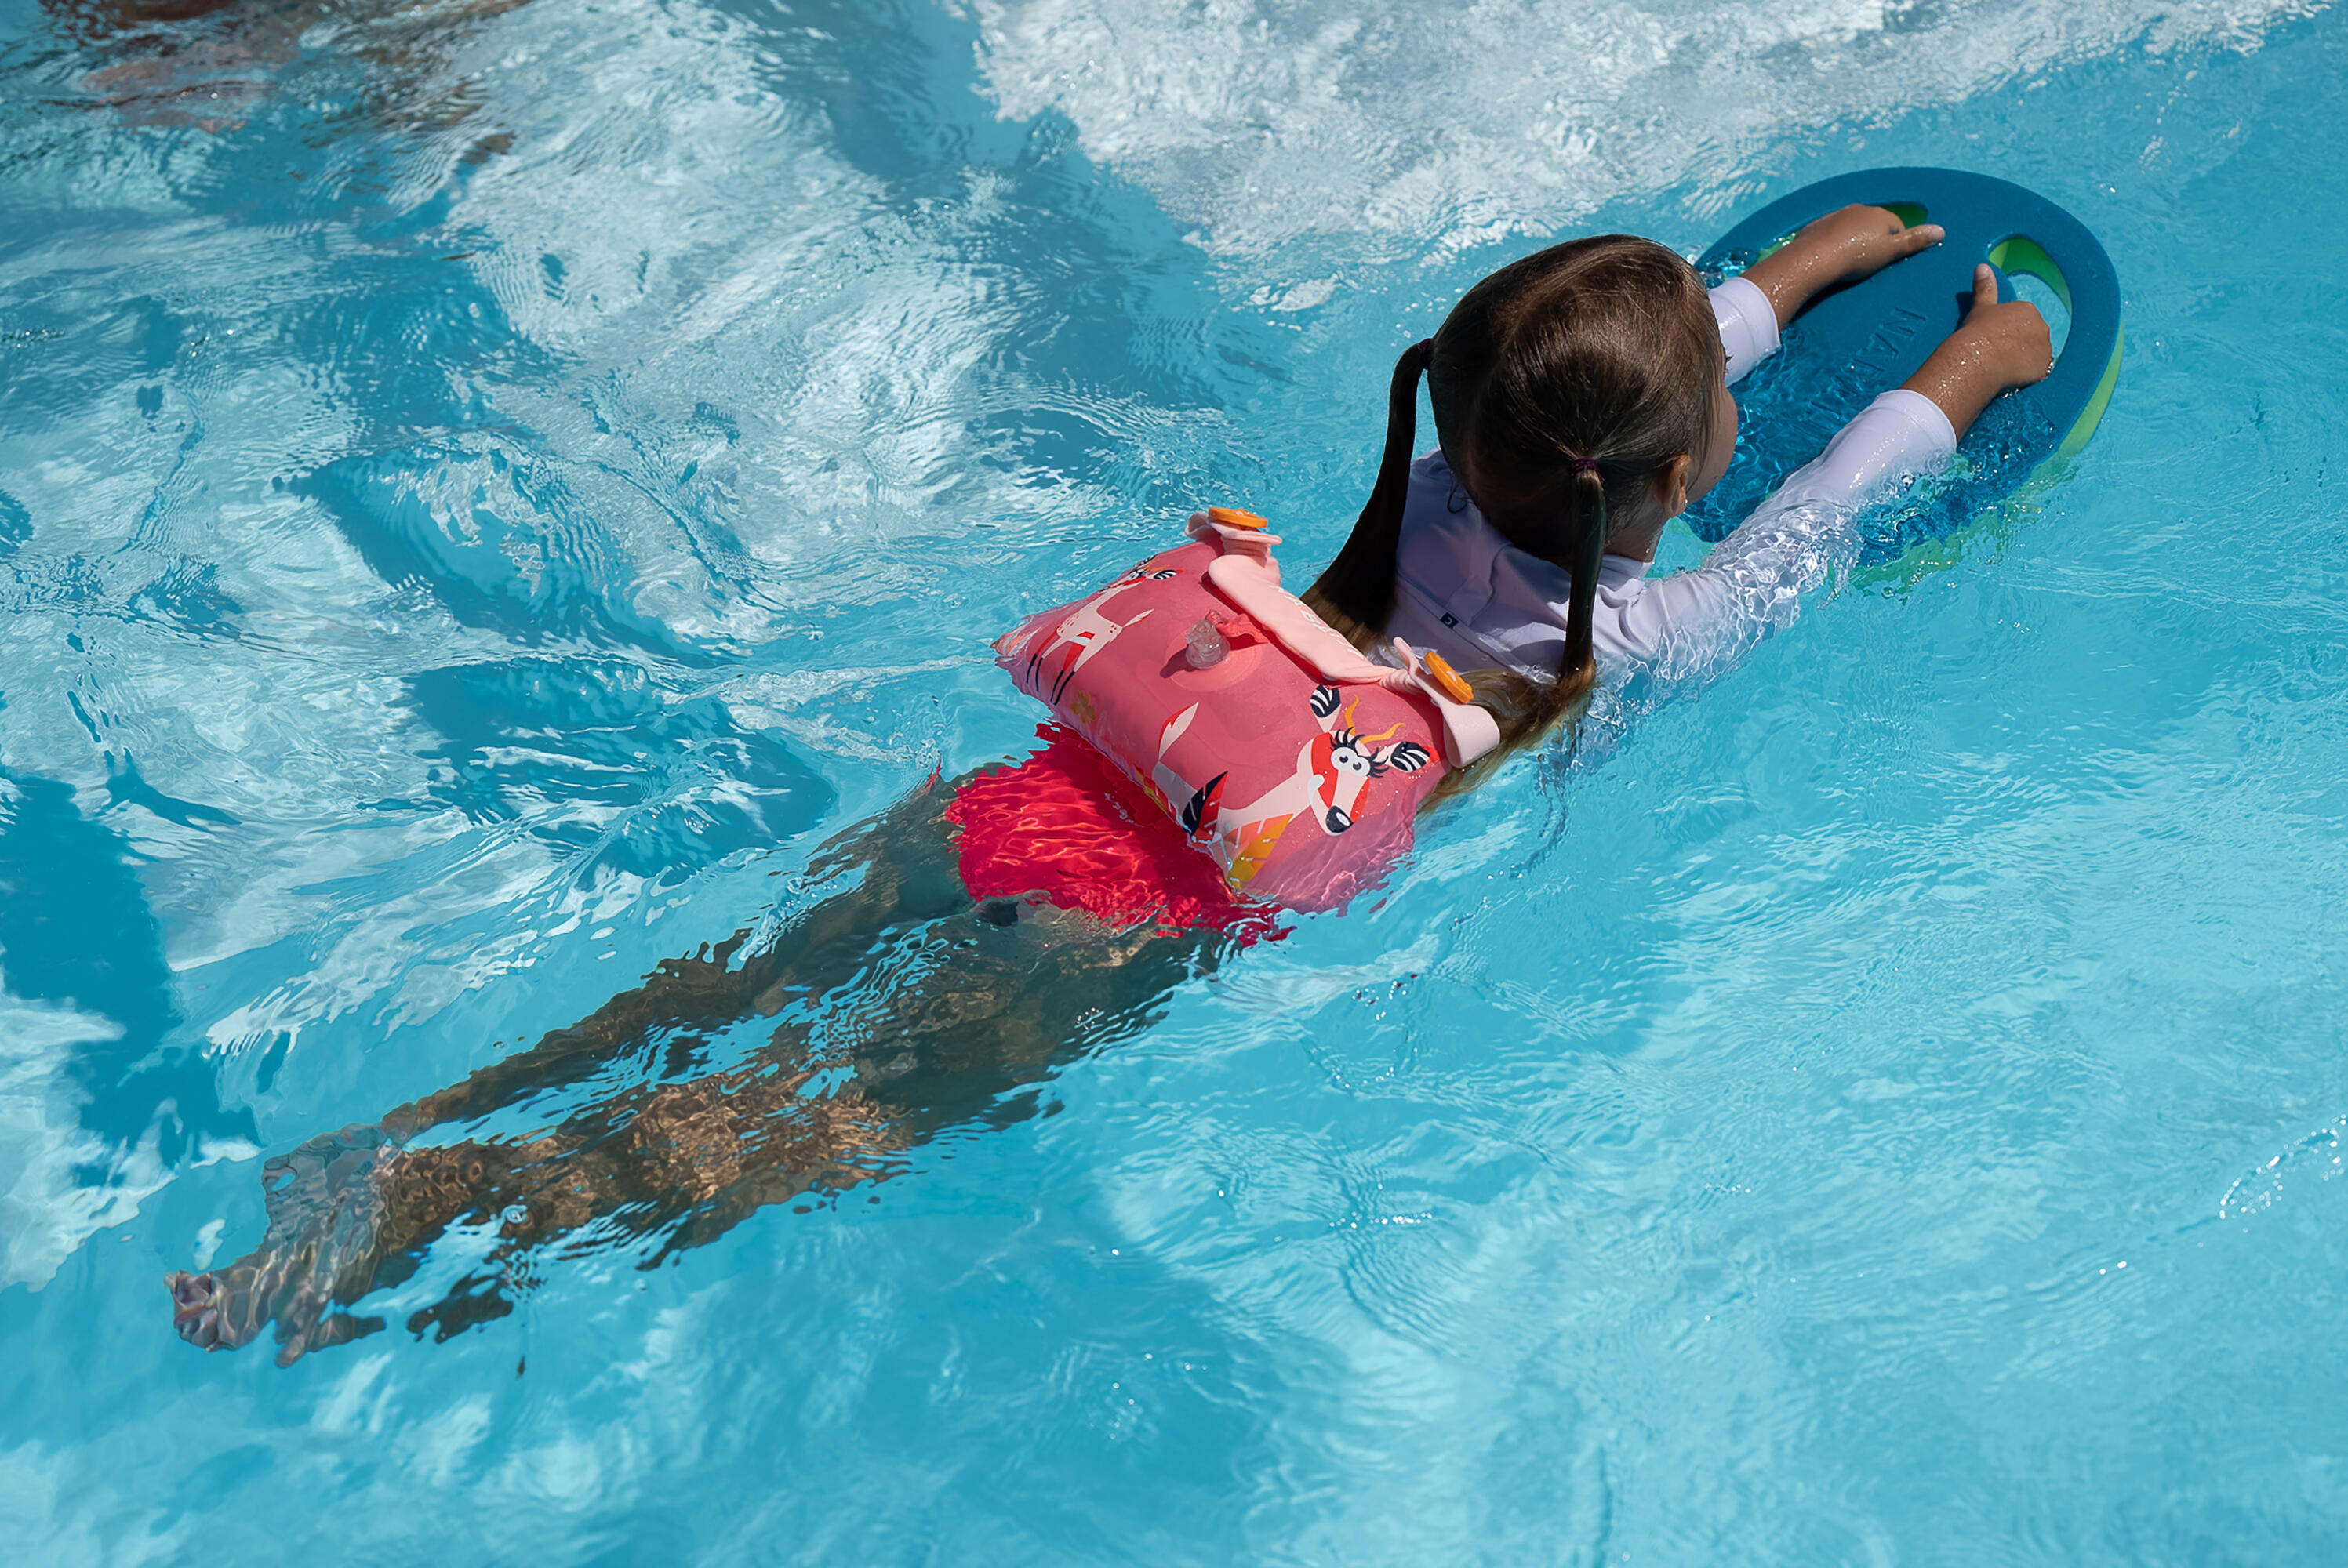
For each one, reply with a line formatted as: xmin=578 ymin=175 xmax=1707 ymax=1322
xmin=167 ymin=781 xmax=1228 ymax=1363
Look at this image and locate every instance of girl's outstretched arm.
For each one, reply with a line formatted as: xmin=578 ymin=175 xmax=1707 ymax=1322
xmin=1737 ymin=204 xmax=1946 ymax=328
xmin=1608 ymin=267 xmax=2048 ymax=688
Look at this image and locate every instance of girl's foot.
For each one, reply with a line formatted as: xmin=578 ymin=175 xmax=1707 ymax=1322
xmin=165 ymin=1125 xmax=400 ymax=1365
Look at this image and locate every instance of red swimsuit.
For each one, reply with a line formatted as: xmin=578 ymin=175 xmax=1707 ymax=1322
xmin=944 ymin=725 xmax=1288 ymax=947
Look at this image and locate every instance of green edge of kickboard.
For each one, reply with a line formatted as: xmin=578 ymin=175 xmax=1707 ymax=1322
xmin=2057 ymin=318 xmax=2124 ymax=461
xmin=1983 ymin=230 xmax=2123 ymax=461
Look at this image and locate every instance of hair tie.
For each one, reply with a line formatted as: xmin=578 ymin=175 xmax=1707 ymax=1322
xmin=1565 ymin=456 xmax=1600 ymax=475
xmin=1413 ymin=338 xmax=1434 ymax=369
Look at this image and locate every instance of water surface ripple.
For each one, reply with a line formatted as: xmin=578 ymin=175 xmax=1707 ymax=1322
xmin=3 ymin=0 xmax=2346 ymax=1561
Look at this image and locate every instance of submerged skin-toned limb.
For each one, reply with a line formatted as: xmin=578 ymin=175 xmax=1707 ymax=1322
xmin=50 ymin=0 xmax=536 ymax=136
xmin=169 ymin=782 xmax=1227 ymax=1364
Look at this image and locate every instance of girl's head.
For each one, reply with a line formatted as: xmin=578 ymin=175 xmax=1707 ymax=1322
xmin=1306 ymin=235 xmax=1730 ymax=743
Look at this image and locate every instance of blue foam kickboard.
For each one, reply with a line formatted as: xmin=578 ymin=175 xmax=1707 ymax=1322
xmin=1686 ymin=166 xmax=2122 ymax=559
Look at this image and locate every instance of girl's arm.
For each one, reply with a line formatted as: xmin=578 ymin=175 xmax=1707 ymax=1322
xmin=1736 ymin=204 xmax=1947 ymax=328
xmin=1608 ymin=415 xmax=1915 ymax=681
xmin=1710 ymin=278 xmax=1781 ymax=387
xmin=1617 ymin=270 xmax=2048 ymax=678
xmin=1899 ymin=263 xmax=2055 ymax=437
xmin=1710 ymin=206 xmax=1943 ymax=386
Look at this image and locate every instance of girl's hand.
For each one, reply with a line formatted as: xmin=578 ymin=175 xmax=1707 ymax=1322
xmin=1950 ymin=262 xmax=2055 ymax=391
xmin=1739 ymin=204 xmax=1946 ymax=328
xmin=1901 ymin=263 xmax=2055 ymax=439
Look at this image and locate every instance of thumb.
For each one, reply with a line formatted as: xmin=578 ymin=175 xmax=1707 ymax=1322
xmin=1972 ymin=262 xmax=1997 ymax=310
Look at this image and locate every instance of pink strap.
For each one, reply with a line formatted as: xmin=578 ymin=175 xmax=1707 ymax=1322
xmin=1186 ymin=512 xmax=1501 ymax=768
xmin=1381 ymin=637 xmax=1503 ymax=768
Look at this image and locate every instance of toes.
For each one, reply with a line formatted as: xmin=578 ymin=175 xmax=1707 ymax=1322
xmin=166 ymin=1269 xmax=213 ymax=1311
xmin=176 ymin=1127 xmax=402 ymax=1363
xmin=166 ymin=1270 xmax=224 ymax=1348
xmin=166 ymin=1259 xmax=274 ymax=1352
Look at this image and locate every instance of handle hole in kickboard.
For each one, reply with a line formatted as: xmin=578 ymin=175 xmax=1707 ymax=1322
xmin=1987 ymin=234 xmax=2074 ymax=361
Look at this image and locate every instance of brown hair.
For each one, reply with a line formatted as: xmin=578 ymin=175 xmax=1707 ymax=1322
xmin=1304 ymin=235 xmax=1721 ymax=756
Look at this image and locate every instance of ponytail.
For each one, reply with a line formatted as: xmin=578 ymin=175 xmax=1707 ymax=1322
xmin=1302 ymin=338 xmax=1433 ymax=640
xmin=1440 ymin=459 xmax=1608 ymax=772
xmin=1540 ymin=458 xmax=1609 ymax=727
xmin=1305 ymin=346 xmax=1614 ymax=765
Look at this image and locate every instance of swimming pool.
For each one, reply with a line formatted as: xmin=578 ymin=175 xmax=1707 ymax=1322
xmin=5 ymin=0 xmax=2346 ymax=1557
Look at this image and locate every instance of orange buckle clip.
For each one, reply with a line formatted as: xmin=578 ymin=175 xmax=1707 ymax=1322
xmin=1421 ymin=651 xmax=1473 ymax=705
xmin=1206 ymin=506 xmax=1269 ymax=531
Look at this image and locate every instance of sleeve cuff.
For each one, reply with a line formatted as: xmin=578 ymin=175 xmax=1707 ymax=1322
xmin=1710 ymin=275 xmax=1781 ymax=385
xmin=1869 ymin=387 xmax=1957 ymax=458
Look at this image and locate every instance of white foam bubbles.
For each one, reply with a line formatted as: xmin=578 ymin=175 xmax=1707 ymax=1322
xmin=969 ymin=0 xmax=2325 ymax=260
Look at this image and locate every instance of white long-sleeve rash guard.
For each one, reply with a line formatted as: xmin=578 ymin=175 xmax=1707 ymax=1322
xmin=1383 ymin=274 xmax=1957 ymax=685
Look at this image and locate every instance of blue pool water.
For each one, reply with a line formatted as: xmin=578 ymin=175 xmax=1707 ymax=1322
xmin=5 ymin=0 xmax=2348 ymax=1558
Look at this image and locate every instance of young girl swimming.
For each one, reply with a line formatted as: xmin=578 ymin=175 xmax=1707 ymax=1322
xmin=167 ymin=206 xmax=2051 ymax=1363
xmin=1312 ymin=206 xmax=2049 ymax=745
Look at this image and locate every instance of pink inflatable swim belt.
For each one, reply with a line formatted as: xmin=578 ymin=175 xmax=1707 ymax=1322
xmin=985 ymin=508 xmax=1501 ymax=914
